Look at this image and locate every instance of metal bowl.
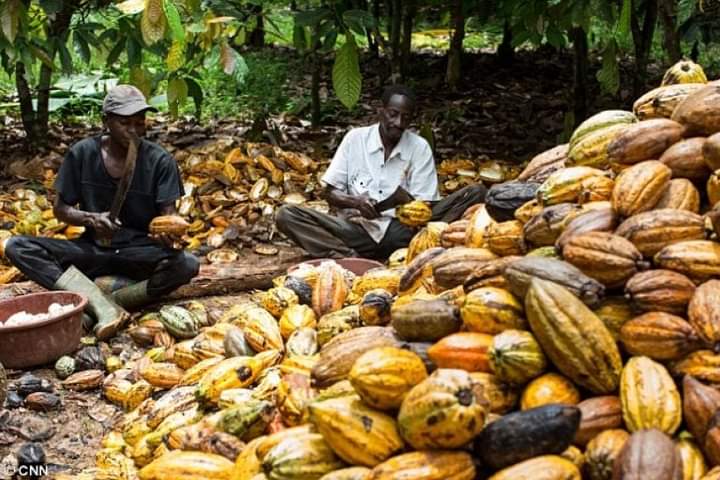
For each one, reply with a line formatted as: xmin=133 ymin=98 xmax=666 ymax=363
xmin=0 ymin=291 xmax=88 ymax=369
xmin=288 ymin=257 xmax=385 ymax=276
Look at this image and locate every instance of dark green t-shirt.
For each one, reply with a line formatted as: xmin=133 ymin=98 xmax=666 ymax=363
xmin=54 ymin=135 xmax=184 ymax=246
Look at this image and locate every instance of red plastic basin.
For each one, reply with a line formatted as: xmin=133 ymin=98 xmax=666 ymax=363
xmin=0 ymin=291 xmax=88 ymax=369
xmin=288 ymin=257 xmax=385 ymax=276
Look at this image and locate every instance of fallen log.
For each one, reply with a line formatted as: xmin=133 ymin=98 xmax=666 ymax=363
xmin=0 ymin=248 xmax=308 ymax=302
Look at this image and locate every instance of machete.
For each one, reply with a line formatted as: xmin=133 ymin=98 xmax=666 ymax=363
xmin=97 ymin=134 xmax=139 ymax=247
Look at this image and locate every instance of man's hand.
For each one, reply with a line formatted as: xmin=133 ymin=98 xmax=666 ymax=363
xmin=88 ymin=212 xmax=121 ymax=239
xmin=150 ymin=232 xmax=182 ymax=250
xmin=353 ymin=194 xmax=379 ymax=219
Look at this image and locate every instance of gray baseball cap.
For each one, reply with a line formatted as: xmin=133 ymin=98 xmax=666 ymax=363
xmin=103 ymin=84 xmax=157 ymax=116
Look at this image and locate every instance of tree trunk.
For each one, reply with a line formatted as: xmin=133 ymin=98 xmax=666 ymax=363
xmin=446 ymin=0 xmax=465 ymax=89
xmin=658 ymin=0 xmax=682 ymax=62
xmin=497 ymin=20 xmax=514 ymax=66
xmin=311 ymin=52 xmax=321 ymax=127
xmin=14 ymin=3 xmax=74 ymax=149
xmin=368 ymin=0 xmax=380 ymax=57
xmin=400 ymin=0 xmax=415 ymax=78
xmin=571 ymin=27 xmax=589 ymax=127
xmin=631 ymin=0 xmax=658 ymax=97
xmin=249 ymin=10 xmax=265 ymax=47
xmin=389 ymin=0 xmax=402 ymax=78
xmin=14 ymin=62 xmax=40 ymax=146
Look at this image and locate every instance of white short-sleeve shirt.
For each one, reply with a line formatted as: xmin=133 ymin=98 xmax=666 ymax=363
xmin=322 ymin=123 xmax=440 ymax=243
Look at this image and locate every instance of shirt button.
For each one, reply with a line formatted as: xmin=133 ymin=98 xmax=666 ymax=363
xmin=379 ymin=190 xmax=383 ymax=194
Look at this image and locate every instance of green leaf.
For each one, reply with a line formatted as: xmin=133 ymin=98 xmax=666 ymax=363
xmin=617 ymin=0 xmax=632 ymax=47
xmin=545 ymin=25 xmax=566 ymax=48
xmin=130 ymin=66 xmax=151 ymax=97
xmin=39 ymin=0 xmax=62 ymax=15
xmin=322 ymin=29 xmax=338 ymax=52
xmin=678 ymin=0 xmax=696 ymax=26
xmin=332 ymin=34 xmax=361 ymax=110
xmin=232 ymin=54 xmax=248 ymax=85
xmin=58 ymin=40 xmax=73 ymax=74
xmin=342 ymin=9 xmax=376 ymax=35
xmin=163 ymin=0 xmax=185 ymax=42
xmin=167 ymin=75 xmax=188 ymax=117
xmin=73 ymin=32 xmax=91 ymax=64
xmin=185 ymin=75 xmax=203 ymax=116
xmin=596 ymin=39 xmax=619 ymax=94
xmin=127 ymin=37 xmax=142 ymax=67
xmin=294 ymin=8 xmax=333 ymax=28
xmin=106 ymin=37 xmax=125 ymax=67
xmin=293 ymin=24 xmax=308 ymax=52
xmin=27 ymin=43 xmax=55 ymax=69
xmin=115 ymin=0 xmax=145 ymax=15
xmin=1 ymin=0 xmax=22 ymax=43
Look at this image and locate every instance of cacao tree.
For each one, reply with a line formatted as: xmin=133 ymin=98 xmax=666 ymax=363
xmin=0 ymin=0 xmax=114 ymax=146
xmin=293 ymin=1 xmax=376 ymax=125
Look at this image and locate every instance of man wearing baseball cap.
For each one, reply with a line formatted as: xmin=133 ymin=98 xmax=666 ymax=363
xmin=4 ymin=85 xmax=199 ymax=340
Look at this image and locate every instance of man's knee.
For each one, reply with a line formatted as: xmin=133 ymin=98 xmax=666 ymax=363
xmin=465 ymin=183 xmax=487 ymax=202
xmin=4 ymin=236 xmax=33 ymax=265
xmin=176 ymin=253 xmax=200 ymax=282
xmin=276 ymin=205 xmax=301 ymax=233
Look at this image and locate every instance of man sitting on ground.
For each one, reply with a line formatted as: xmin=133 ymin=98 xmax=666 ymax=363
xmin=276 ymin=84 xmax=485 ymax=259
xmin=5 ymin=85 xmax=199 ymax=340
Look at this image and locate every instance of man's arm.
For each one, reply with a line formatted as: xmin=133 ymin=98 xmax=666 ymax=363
xmin=322 ymin=129 xmax=378 ymax=219
xmin=53 ymin=196 xmax=120 ymax=239
xmin=324 ymin=185 xmax=378 ymax=219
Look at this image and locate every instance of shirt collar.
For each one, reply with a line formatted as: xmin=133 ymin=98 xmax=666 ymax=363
xmin=369 ymin=123 xmax=411 ymax=161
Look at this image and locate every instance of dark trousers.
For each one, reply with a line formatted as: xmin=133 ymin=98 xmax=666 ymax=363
xmin=276 ymin=184 xmax=486 ymax=260
xmin=5 ymin=236 xmax=200 ymax=297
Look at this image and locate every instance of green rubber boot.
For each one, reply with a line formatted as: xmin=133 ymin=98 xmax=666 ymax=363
xmin=54 ymin=266 xmax=130 ymax=341
xmin=111 ymin=280 xmax=154 ymax=311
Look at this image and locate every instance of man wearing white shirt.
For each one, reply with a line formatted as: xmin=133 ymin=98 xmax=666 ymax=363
xmin=276 ymin=85 xmax=485 ymax=259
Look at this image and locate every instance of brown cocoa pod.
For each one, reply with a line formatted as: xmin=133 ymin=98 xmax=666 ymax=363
xmin=561 ymin=232 xmax=649 ymax=288
xmin=24 ymin=392 xmax=60 ymax=411
xmin=611 ymin=161 xmax=672 ymax=218
xmin=62 ymin=370 xmax=104 ymax=391
xmin=129 ymin=326 xmax=157 ymax=347
xmin=655 ymin=178 xmax=701 ymax=213
xmin=463 ymin=256 xmax=520 ymax=293
xmin=555 ymin=206 xmax=619 ymax=251
xmin=574 ymin=395 xmax=623 ymax=447
xmin=517 ymin=144 xmax=569 ymax=183
xmin=199 ymin=431 xmax=246 ymax=461
xmin=624 ymin=270 xmax=696 ymax=315
xmin=612 ymin=428 xmax=683 ymax=480
xmin=153 ymin=331 xmax=175 ymax=349
xmin=706 ymin=412 xmax=720 ymax=467
xmin=672 ymin=82 xmax=720 ymax=136
xmin=672 ymin=350 xmax=720 ymax=385
xmin=615 ymin=209 xmax=706 ymax=258
xmin=619 ymin=312 xmax=705 ymax=361
xmin=523 ymin=203 xmax=583 ymax=247
xmin=659 ymin=137 xmax=711 ymax=181
xmin=689 ymin=280 xmax=720 ymax=350
xmin=704 ymin=132 xmax=720 ymax=171
xmin=607 ymin=119 xmax=685 ymax=168
xmin=683 ymin=375 xmax=720 ymax=442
